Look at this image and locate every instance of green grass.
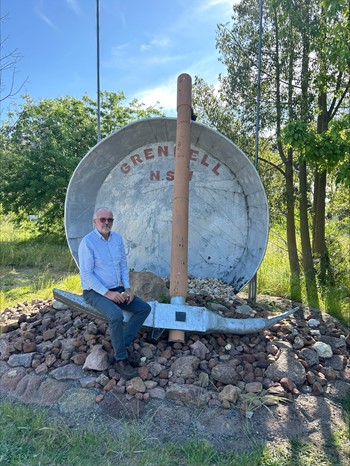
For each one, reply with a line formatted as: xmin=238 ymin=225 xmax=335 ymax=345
xmin=256 ymin=226 xmax=350 ymax=325
xmin=0 ymin=399 xmax=348 ymax=466
xmin=0 ymin=218 xmax=81 ymax=309
xmin=0 ymin=218 xmax=349 ymax=323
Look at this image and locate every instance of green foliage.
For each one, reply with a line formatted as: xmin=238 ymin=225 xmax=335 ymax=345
xmin=0 ymin=92 xmax=163 ymax=235
xmin=283 ymin=116 xmax=350 ymax=186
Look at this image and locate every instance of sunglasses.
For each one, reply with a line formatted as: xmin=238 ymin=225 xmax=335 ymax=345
xmin=96 ymin=217 xmax=114 ymax=224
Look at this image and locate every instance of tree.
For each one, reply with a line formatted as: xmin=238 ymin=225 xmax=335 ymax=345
xmin=215 ymin=0 xmax=349 ymax=304
xmin=0 ymin=13 xmax=27 ymax=105
xmin=0 ymin=92 xmax=163 ymax=235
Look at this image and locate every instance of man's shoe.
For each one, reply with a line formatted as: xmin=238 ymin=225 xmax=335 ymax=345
xmin=128 ymin=350 xmax=141 ymax=368
xmin=115 ymin=360 xmax=138 ymax=380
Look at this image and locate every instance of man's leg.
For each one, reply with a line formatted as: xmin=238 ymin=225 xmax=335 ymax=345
xmin=119 ymin=296 xmax=151 ymax=347
xmin=83 ymin=289 xmax=128 ymax=361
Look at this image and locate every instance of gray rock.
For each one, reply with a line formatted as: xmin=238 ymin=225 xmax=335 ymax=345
xmin=50 ymin=363 xmax=86 ymax=380
xmin=300 ymin=347 xmax=319 ymax=367
xmin=148 ymin=387 xmax=166 ymax=399
xmin=8 ymin=352 xmax=35 ymax=368
xmin=312 ymin=342 xmax=333 ymax=359
xmin=130 ymin=271 xmax=169 ymax=301
xmin=265 ymin=349 xmax=306 ymax=386
xmin=211 ymin=362 xmax=238 ymax=385
xmin=190 ymin=340 xmax=209 ymax=359
xmin=318 ymin=335 xmax=346 ymax=350
xmin=307 ymin=319 xmax=320 ymax=328
xmin=147 ymin=362 xmax=165 ymax=377
xmin=52 ymin=300 xmax=69 ymax=310
xmin=218 ymin=384 xmax=240 ymax=403
xmin=171 ymin=356 xmax=200 ymax=379
xmin=83 ymin=345 xmax=109 ymax=371
xmin=166 ymin=383 xmax=211 ymax=407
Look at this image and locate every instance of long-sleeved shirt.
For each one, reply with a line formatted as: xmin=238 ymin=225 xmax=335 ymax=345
xmin=78 ymin=228 xmax=130 ymax=296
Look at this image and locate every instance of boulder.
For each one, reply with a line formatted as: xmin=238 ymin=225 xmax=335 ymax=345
xmin=130 ymin=271 xmax=169 ymax=301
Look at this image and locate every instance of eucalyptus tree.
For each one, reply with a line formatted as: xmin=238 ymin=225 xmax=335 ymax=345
xmin=215 ymin=0 xmax=349 ymax=303
xmin=0 ymin=92 xmax=163 ymax=235
xmin=283 ymin=0 xmax=349 ymax=285
xmin=215 ymin=0 xmax=303 ymax=300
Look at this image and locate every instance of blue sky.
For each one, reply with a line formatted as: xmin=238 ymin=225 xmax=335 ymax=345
xmin=1 ymin=0 xmax=235 ymax=119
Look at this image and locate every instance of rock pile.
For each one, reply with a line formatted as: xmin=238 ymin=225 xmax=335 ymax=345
xmin=0 ymin=278 xmax=349 ymax=410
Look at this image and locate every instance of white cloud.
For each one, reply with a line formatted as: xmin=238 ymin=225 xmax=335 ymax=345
xmin=37 ymin=12 xmax=57 ymax=30
xmin=132 ymin=75 xmax=178 ymax=116
xmin=140 ymin=35 xmax=172 ymax=53
xmin=65 ymin=0 xmax=81 ymax=15
xmin=146 ymin=54 xmax=184 ymax=65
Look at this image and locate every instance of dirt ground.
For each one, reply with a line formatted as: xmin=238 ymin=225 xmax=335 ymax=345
xmin=33 ymin=369 xmax=349 ymax=462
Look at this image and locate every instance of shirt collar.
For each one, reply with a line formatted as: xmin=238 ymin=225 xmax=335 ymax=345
xmin=93 ymin=228 xmax=113 ymax=241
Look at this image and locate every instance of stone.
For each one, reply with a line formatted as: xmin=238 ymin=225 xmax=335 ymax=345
xmin=170 ymin=356 xmax=200 ymax=379
xmin=83 ymin=345 xmax=109 ymax=371
xmin=50 ymin=363 xmax=86 ymax=380
xmin=312 ymin=342 xmax=333 ymax=359
xmin=126 ymin=377 xmax=146 ymax=395
xmin=319 ymin=335 xmax=346 ymax=349
xmin=148 ymin=387 xmax=166 ymax=399
xmin=236 ymin=304 xmax=253 ymax=316
xmin=8 ymin=352 xmax=35 ymax=368
xmin=190 ymin=340 xmax=210 ymax=359
xmin=166 ymin=383 xmax=211 ymax=407
xmin=218 ymin=384 xmax=240 ymax=403
xmin=52 ymin=301 xmax=69 ymax=310
xmin=129 ymin=271 xmax=169 ymax=301
xmin=265 ymin=349 xmax=306 ymax=386
xmin=211 ymin=362 xmax=238 ymax=385
xmin=307 ymin=319 xmax=320 ymax=328
xmin=300 ymin=347 xmax=319 ymax=367
xmin=245 ymin=382 xmax=263 ymax=393
xmin=147 ymin=362 xmax=165 ymax=377
xmin=328 ymin=355 xmax=346 ymax=371
xmin=196 ymin=372 xmax=210 ymax=388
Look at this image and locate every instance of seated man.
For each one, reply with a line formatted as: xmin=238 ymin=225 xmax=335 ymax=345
xmin=78 ymin=207 xmax=151 ymax=380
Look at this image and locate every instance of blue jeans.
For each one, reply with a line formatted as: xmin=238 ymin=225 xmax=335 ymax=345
xmin=83 ymin=287 xmax=151 ymax=361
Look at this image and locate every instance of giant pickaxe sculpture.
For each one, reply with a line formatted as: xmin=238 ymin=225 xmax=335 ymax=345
xmin=53 ymin=74 xmax=299 ymax=336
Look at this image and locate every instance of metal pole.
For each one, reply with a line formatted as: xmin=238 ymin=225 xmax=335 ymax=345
xmin=96 ymin=0 xmax=101 ymax=142
xmin=248 ymin=0 xmax=263 ymax=301
xmin=168 ymin=73 xmax=192 ymax=343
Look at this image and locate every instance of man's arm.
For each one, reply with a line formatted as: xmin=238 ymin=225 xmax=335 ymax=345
xmin=79 ymin=238 xmax=128 ymax=304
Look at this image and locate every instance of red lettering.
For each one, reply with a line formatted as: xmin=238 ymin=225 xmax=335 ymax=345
xmin=212 ymin=163 xmax=221 ymax=176
xmin=121 ymin=163 xmax=131 ymax=174
xmin=166 ymin=170 xmax=174 ymax=181
xmin=190 ymin=150 xmax=198 ymax=161
xmin=144 ymin=148 xmax=154 ymax=160
xmin=200 ymin=154 xmax=209 ymax=167
xmin=131 ymin=154 xmax=143 ymax=165
xmin=150 ymin=170 xmax=160 ymax=181
xmin=158 ymin=145 xmax=169 ymax=157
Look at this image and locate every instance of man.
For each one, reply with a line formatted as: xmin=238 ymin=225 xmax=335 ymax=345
xmin=78 ymin=207 xmax=151 ymax=380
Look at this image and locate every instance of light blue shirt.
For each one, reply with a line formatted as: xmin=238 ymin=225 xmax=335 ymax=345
xmin=78 ymin=228 xmax=130 ymax=296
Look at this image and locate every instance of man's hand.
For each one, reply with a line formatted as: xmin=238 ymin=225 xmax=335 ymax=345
xmin=104 ymin=289 xmax=134 ymax=304
xmin=105 ymin=290 xmax=127 ymax=304
xmin=124 ymin=288 xmax=134 ymax=304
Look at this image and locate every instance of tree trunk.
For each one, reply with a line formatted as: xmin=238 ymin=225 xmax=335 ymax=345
xmin=299 ymin=161 xmax=319 ymax=307
xmin=313 ymin=169 xmax=327 ymax=282
xmin=274 ymin=7 xmax=301 ymax=301
xmin=313 ymin=91 xmax=329 ymax=283
xmin=285 ymin=149 xmax=301 ymax=301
